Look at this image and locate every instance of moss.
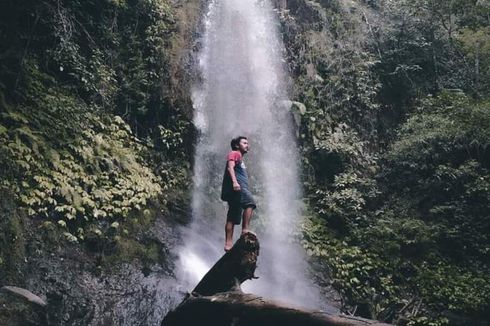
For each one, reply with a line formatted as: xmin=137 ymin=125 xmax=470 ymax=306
xmin=37 ymin=221 xmax=62 ymax=246
xmin=104 ymin=237 xmax=164 ymax=267
xmin=74 ymin=204 xmax=168 ymax=269
xmin=108 ymin=206 xmax=164 ymax=264
xmin=0 ymin=296 xmax=38 ymax=326
xmin=0 ymin=289 xmax=47 ymax=326
xmin=0 ymin=190 xmax=26 ymax=285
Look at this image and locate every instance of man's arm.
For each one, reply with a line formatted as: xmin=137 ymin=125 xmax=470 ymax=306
xmin=227 ymin=160 xmax=241 ymax=191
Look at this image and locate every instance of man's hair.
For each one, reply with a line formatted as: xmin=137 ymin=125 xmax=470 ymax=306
xmin=230 ymin=136 xmax=247 ymax=150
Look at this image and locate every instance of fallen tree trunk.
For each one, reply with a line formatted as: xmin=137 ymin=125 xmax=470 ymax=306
xmin=192 ymin=231 xmax=260 ymax=296
xmin=162 ymin=232 xmax=391 ymax=326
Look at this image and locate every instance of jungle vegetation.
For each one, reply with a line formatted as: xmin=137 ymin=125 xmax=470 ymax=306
xmin=286 ymin=0 xmax=490 ymax=324
xmin=0 ymin=0 xmax=193 ymax=277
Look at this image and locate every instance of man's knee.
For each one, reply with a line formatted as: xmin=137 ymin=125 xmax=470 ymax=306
xmin=242 ymin=207 xmax=254 ymax=217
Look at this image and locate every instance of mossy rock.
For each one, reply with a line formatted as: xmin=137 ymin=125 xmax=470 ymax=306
xmin=0 ymin=190 xmax=26 ymax=285
xmin=0 ymin=288 xmax=47 ymax=326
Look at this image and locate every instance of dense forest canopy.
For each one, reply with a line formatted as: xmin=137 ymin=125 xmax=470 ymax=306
xmin=0 ymin=0 xmax=489 ymax=325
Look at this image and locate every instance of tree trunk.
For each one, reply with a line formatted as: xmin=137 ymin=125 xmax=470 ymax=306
xmin=192 ymin=231 xmax=259 ymax=296
xmin=162 ymin=232 xmax=392 ymax=326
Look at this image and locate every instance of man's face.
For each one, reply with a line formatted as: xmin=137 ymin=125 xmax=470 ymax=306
xmin=238 ymin=139 xmax=249 ymax=153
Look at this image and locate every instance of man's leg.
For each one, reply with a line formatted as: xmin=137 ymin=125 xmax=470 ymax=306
xmin=241 ymin=207 xmax=254 ymax=234
xmin=224 ymin=220 xmax=234 ymax=252
xmin=225 ymin=201 xmax=241 ymax=252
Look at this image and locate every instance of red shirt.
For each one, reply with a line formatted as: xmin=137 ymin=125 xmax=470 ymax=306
xmin=226 ymin=150 xmax=242 ymax=163
xmin=221 ymin=150 xmax=249 ymax=201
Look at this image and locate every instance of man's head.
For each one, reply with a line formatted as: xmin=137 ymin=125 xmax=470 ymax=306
xmin=230 ymin=136 xmax=249 ymax=154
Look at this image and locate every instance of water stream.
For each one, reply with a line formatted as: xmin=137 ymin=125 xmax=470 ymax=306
xmin=177 ymin=0 xmax=325 ymax=309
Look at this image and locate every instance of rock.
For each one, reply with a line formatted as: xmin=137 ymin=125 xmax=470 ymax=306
xmin=1 ymin=286 xmax=47 ymax=307
xmin=0 ymin=286 xmax=47 ymax=326
xmin=287 ymin=101 xmax=307 ymax=132
xmin=291 ymin=101 xmax=307 ymax=115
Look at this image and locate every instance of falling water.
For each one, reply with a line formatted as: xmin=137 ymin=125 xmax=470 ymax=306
xmin=177 ymin=0 xmax=326 ymax=309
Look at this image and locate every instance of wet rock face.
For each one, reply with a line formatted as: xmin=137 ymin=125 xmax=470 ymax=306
xmin=0 ymin=187 xmax=188 ymax=326
xmin=0 ymin=287 xmax=47 ymax=326
xmin=0 ymin=214 xmax=186 ymax=326
xmin=40 ymin=263 xmax=180 ymax=325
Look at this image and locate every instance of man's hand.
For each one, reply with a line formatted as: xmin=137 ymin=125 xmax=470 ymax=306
xmin=228 ymin=160 xmax=241 ymax=191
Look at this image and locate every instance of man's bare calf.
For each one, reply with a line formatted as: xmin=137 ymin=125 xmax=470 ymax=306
xmin=241 ymin=207 xmax=253 ymax=235
xmin=224 ymin=207 xmax=254 ymax=252
xmin=224 ymin=221 xmax=234 ymax=252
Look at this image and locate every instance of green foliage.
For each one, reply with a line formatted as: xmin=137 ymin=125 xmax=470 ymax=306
xmin=288 ymin=1 xmax=381 ymax=142
xmin=0 ymin=0 xmax=188 ymax=141
xmin=304 ymin=211 xmax=490 ymax=324
xmin=303 ymin=215 xmax=399 ymax=320
xmin=302 ymin=92 xmax=490 ymax=324
xmin=0 ymin=0 xmax=191 ymax=242
xmin=382 ymin=93 xmax=490 ymax=259
xmin=456 ymin=26 xmax=490 ymax=94
xmin=372 ymin=0 xmax=490 ymax=121
xmin=155 ymin=119 xmax=190 ymax=158
xmin=360 ymin=209 xmax=439 ymax=260
xmin=314 ymin=172 xmax=378 ymax=231
xmin=0 ymin=62 xmax=166 ymax=238
xmin=285 ymin=1 xmax=490 ymax=323
xmin=417 ymin=261 xmax=490 ymax=314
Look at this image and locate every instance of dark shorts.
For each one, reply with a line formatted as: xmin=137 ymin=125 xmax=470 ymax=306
xmin=226 ymin=189 xmax=256 ymax=225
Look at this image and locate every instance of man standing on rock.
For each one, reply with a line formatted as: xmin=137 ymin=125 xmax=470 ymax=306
xmin=221 ymin=136 xmax=256 ymax=252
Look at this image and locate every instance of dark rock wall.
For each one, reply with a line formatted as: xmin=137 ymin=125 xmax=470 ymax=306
xmin=0 ymin=190 xmax=188 ymax=325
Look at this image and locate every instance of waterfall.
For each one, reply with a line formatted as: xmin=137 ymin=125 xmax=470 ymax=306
xmin=177 ymin=0 xmax=325 ymax=309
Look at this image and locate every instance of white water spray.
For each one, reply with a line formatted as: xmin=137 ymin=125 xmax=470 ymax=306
xmin=177 ymin=0 xmax=324 ymax=309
